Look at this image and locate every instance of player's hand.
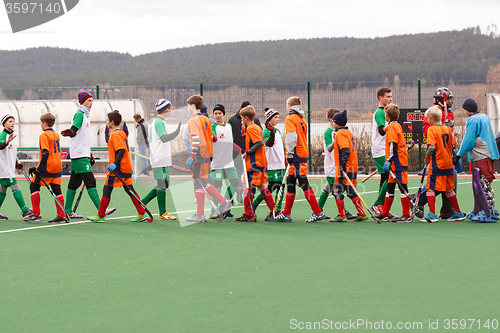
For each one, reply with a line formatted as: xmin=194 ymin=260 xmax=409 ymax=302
xmin=265 ymin=122 xmax=275 ymax=133
xmin=240 ymin=120 xmax=246 ymax=137
xmin=242 ymin=153 xmax=247 ymax=160
xmin=28 ymin=167 xmax=39 ymax=177
xmin=452 ymin=155 xmax=461 ymax=166
xmin=90 ymin=154 xmax=95 ymax=166
xmin=383 ymin=161 xmax=391 ymax=173
xmin=6 ymin=133 xmax=16 ymax=145
xmin=15 ymin=161 xmax=23 ymax=170
xmin=287 ymin=157 xmax=294 ymax=166
xmin=61 ymin=129 xmax=73 ymax=137
xmin=107 ymin=163 xmax=117 ymax=172
xmin=212 ymin=134 xmax=218 ymax=143
xmin=185 ymin=156 xmax=194 ymax=169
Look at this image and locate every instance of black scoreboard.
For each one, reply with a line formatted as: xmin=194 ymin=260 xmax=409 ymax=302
xmin=398 ymin=109 xmax=427 ymax=144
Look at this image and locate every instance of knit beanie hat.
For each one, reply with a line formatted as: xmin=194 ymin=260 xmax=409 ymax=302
xmin=201 ymin=105 xmax=208 ymax=117
xmin=1 ymin=114 xmax=14 ymax=126
xmin=264 ymin=108 xmax=279 ymax=121
xmin=240 ymin=101 xmax=251 ymax=109
xmin=213 ymin=104 xmax=225 ymax=115
xmin=462 ymin=98 xmax=478 ymax=113
xmin=333 ymin=110 xmax=348 ymax=126
xmin=155 ymin=99 xmax=172 ymax=113
xmin=78 ymin=91 xmax=93 ymax=105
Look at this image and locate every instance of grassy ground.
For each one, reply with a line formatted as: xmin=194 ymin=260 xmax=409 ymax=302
xmin=0 ymin=175 xmax=499 ymax=332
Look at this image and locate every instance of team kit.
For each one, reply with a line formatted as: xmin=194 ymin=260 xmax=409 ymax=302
xmin=0 ymin=88 xmax=497 ymax=224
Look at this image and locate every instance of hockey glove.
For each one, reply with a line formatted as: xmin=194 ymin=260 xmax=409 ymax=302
xmin=107 ymin=163 xmax=117 ymax=173
xmin=383 ymin=161 xmax=391 ymax=173
xmin=287 ymin=157 xmax=294 ymax=166
xmin=90 ymin=154 xmax=95 ymax=166
xmin=15 ymin=161 xmax=23 ymax=170
xmin=452 ymin=155 xmax=461 ymax=166
xmin=185 ymin=156 xmax=194 ymax=169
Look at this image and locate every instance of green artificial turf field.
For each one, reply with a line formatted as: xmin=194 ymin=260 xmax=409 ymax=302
xmin=0 ymin=175 xmax=499 ymax=332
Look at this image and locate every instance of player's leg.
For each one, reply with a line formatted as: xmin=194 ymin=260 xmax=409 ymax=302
xmin=348 ymin=185 xmax=367 ymax=220
xmin=330 ymin=184 xmax=347 ymax=222
xmin=236 ymin=177 xmax=257 ymax=222
xmin=372 ymin=156 xmax=388 ymax=212
xmin=88 ymin=183 xmax=112 ymax=222
xmin=81 ymin=172 xmax=100 ymax=210
xmin=141 ymin=167 xmax=161 ymax=205
xmin=318 ymin=177 xmax=333 ymax=211
xmin=124 ymin=184 xmax=148 ymax=220
xmin=28 ymin=180 xmax=43 ymax=221
xmin=65 ymin=171 xmax=82 ymax=214
xmin=154 ymin=167 xmax=176 ymax=220
xmin=275 ymin=166 xmax=296 ymax=221
xmin=47 ymin=180 xmax=67 ymax=222
xmin=10 ymin=179 xmax=30 ymax=217
xmin=378 ymin=178 xmax=396 ymax=220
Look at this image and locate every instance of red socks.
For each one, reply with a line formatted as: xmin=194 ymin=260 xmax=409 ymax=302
xmin=427 ymin=191 xmax=436 ymax=214
xmin=98 ymin=197 xmax=110 ymax=218
xmin=244 ymin=188 xmax=254 ymax=216
xmin=31 ymin=191 xmax=41 ymax=216
xmin=283 ymin=193 xmax=295 ymax=215
xmin=304 ymin=189 xmax=321 ymax=215
xmin=382 ymin=196 xmax=394 ymax=216
xmin=205 ymin=184 xmax=226 ymax=205
xmin=130 ymin=194 xmax=145 ymax=215
xmin=262 ymin=188 xmax=275 ymax=211
xmin=55 ymin=194 xmax=65 ymax=218
xmin=335 ymin=199 xmax=346 ymax=217
xmin=447 ymin=192 xmax=461 ymax=212
xmin=352 ymin=197 xmax=366 ymax=216
xmin=401 ymin=195 xmax=410 ymax=217
xmin=195 ymin=189 xmax=205 ymax=216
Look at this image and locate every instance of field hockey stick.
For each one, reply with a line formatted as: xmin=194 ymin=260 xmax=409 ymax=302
xmin=113 ymin=171 xmax=154 ymax=222
xmin=35 ymin=172 xmax=70 ymax=223
xmin=242 ymin=154 xmax=249 ymax=189
xmin=409 ymin=164 xmax=428 ymax=221
xmin=130 ymin=151 xmax=190 ymax=173
xmin=443 ymin=93 xmax=448 ymax=121
xmin=362 ymin=170 xmax=377 ymax=183
xmin=272 ymin=163 xmax=291 ymax=218
xmin=341 ymin=170 xmax=381 ymax=223
xmin=72 ymin=184 xmax=85 ymax=213
xmin=15 ymin=158 xmax=32 ymax=184
xmin=191 ymin=165 xmax=224 ymax=221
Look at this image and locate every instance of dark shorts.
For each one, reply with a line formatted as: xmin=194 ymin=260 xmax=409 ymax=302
xmin=474 ymin=158 xmax=495 ymax=183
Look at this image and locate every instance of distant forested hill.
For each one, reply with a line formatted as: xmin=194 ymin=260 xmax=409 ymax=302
xmin=1 ymin=28 xmax=500 ymax=88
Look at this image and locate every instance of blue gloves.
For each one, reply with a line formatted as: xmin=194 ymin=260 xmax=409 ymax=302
xmin=107 ymin=163 xmax=117 ymax=172
xmin=185 ymin=156 xmax=194 ymax=169
xmin=383 ymin=161 xmax=391 ymax=173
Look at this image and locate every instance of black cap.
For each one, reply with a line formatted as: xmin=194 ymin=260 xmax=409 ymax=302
xmin=462 ymin=98 xmax=478 ymax=113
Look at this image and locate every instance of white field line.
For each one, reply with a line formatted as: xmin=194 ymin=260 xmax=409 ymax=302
xmin=0 ymin=181 xmax=473 ymax=234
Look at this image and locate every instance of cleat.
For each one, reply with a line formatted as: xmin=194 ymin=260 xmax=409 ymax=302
xmin=131 ymin=214 xmax=148 ymax=222
xmin=159 ymin=212 xmax=177 ymax=220
xmin=345 ymin=210 xmax=356 ymax=220
xmin=353 ymin=214 xmax=369 ymax=222
xmin=225 ymin=210 xmax=234 ymax=218
xmin=48 ymin=216 xmax=68 ymax=223
xmin=329 ymin=214 xmax=347 ymax=222
xmin=264 ymin=212 xmax=274 ymax=221
xmin=221 ymin=199 xmax=232 ymax=215
xmin=25 ymin=214 xmax=42 ymax=222
xmin=274 ymin=212 xmax=292 ymax=222
xmin=209 ymin=212 xmax=219 ymax=220
xmin=370 ymin=204 xmax=381 ymax=214
xmin=235 ymin=214 xmax=256 ymax=222
xmin=392 ymin=215 xmax=413 ymax=223
xmin=22 ymin=208 xmax=34 ymax=221
xmin=0 ymin=214 xmax=8 ymax=220
xmin=447 ymin=211 xmax=465 ymax=222
xmin=306 ymin=212 xmax=325 ymax=223
xmin=87 ymin=214 xmax=105 ymax=223
xmin=419 ymin=212 xmax=438 ymax=223
xmin=105 ymin=207 xmax=116 ymax=216
xmin=186 ymin=214 xmax=207 ymax=223
xmin=68 ymin=211 xmax=83 ymax=219
xmin=374 ymin=213 xmax=390 ymax=222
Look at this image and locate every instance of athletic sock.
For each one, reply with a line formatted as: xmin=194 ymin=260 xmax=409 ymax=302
xmin=13 ymin=188 xmax=27 ymax=213
xmin=447 ymin=193 xmax=461 ymax=213
xmin=304 ymin=189 xmax=321 ymax=215
xmin=130 ymin=193 xmax=145 ymax=215
xmin=335 ymin=199 xmax=346 ymax=217
xmin=283 ymin=193 xmax=295 ymax=216
xmin=244 ymin=188 xmax=254 ymax=216
xmin=98 ymin=197 xmax=110 ymax=218
xmin=225 ymin=185 xmax=233 ymax=199
xmin=374 ymin=180 xmax=388 ymax=206
xmin=205 ymin=184 xmax=226 ymax=205
xmin=55 ymin=194 xmax=65 ymax=218
xmin=87 ymin=187 xmax=101 ymax=210
xmin=195 ymin=189 xmax=205 ymax=216
xmin=352 ymin=196 xmax=366 ymax=216
xmin=65 ymin=188 xmax=76 ymax=213
xmin=427 ymin=192 xmax=436 ymax=215
xmin=252 ymin=192 xmax=264 ymax=208
xmin=382 ymin=195 xmax=394 ymax=216
xmin=157 ymin=189 xmax=166 ymax=215
xmin=31 ymin=191 xmax=41 ymax=216
xmin=318 ymin=189 xmax=329 ymax=210
xmin=142 ymin=188 xmax=157 ymax=205
xmin=401 ymin=194 xmax=411 ymax=217
xmin=262 ymin=188 xmax=275 ymax=211
xmin=0 ymin=191 xmax=6 ymax=209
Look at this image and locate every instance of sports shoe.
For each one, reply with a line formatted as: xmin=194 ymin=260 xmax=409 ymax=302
xmin=235 ymin=214 xmax=256 ymax=222
xmin=345 ymin=210 xmax=356 ymax=220
xmin=105 ymin=207 xmax=116 ymax=216
xmin=225 ymin=210 xmax=234 ymax=218
xmin=274 ymin=212 xmax=292 ymax=222
xmin=415 ymin=205 xmax=425 ymax=218
xmin=353 ymin=214 xmax=369 ymax=222
xmin=159 ymin=212 xmax=177 ymax=220
xmin=209 ymin=212 xmax=219 ymax=220
xmin=87 ymin=215 xmax=105 ymax=223
xmin=22 ymin=208 xmax=34 ymax=221
xmin=419 ymin=212 xmax=438 ymax=223
xmin=68 ymin=211 xmax=83 ymax=219
xmin=131 ymin=214 xmax=149 ymax=222
xmin=48 ymin=216 xmax=68 ymax=223
xmin=221 ymin=199 xmax=232 ymax=215
xmin=25 ymin=215 xmax=42 ymax=222
xmin=447 ymin=211 xmax=465 ymax=222
xmin=370 ymin=204 xmax=381 ymax=214
xmin=392 ymin=215 xmax=413 ymax=223
xmin=306 ymin=212 xmax=326 ymax=223
xmin=0 ymin=214 xmax=8 ymax=220
xmin=329 ymin=215 xmax=347 ymax=222
xmin=374 ymin=213 xmax=390 ymax=222
xmin=319 ymin=211 xmax=329 ymax=220
xmin=186 ymin=214 xmax=206 ymax=223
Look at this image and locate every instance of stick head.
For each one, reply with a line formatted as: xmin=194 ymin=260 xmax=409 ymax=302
xmin=147 ymin=218 xmax=153 ymax=223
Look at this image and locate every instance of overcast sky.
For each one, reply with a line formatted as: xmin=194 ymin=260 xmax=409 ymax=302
xmin=1 ymin=0 xmax=499 ymax=56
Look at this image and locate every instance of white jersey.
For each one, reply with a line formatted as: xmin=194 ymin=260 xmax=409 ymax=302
xmin=323 ymin=126 xmax=336 ymax=178
xmin=70 ymin=110 xmax=91 ymax=159
xmin=149 ymin=117 xmax=172 ymax=168
xmin=0 ymin=130 xmax=17 ymax=178
xmin=265 ymin=127 xmax=285 ymax=171
xmin=211 ymin=122 xmax=234 ymax=170
xmin=371 ymin=107 xmax=386 ymax=159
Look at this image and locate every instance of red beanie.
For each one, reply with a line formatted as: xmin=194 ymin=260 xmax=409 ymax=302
xmin=78 ymin=91 xmax=93 ymax=105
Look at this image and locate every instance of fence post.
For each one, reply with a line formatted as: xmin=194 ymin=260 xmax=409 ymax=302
xmin=417 ymin=79 xmax=421 ymax=170
xmin=307 ymin=82 xmax=311 ymax=172
xmin=96 ymin=85 xmax=99 ymax=99
xmin=200 ymin=83 xmax=203 ymax=96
